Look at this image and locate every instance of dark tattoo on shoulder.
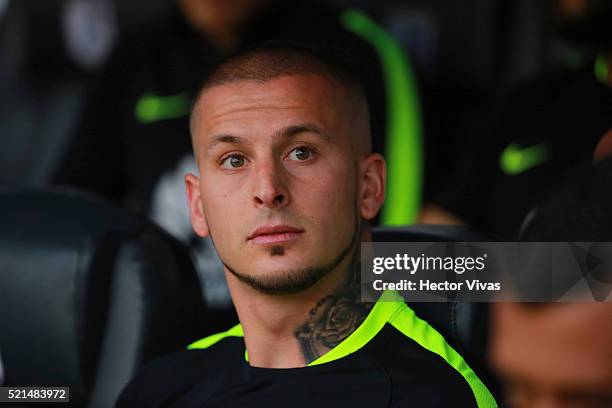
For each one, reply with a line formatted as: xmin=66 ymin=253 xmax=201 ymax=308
xmin=294 ymin=262 xmax=373 ymax=363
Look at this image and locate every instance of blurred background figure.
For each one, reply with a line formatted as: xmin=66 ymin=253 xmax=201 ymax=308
xmin=491 ymin=302 xmax=612 ymax=408
xmin=0 ymin=0 xmax=119 ymax=188
xmin=519 ymin=157 xmax=612 ymax=243
xmin=490 ymin=156 xmax=612 ymax=408
xmin=420 ymin=0 xmax=612 ymax=239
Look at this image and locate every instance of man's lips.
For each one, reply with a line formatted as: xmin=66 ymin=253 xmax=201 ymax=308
xmin=247 ymin=225 xmax=304 ymax=244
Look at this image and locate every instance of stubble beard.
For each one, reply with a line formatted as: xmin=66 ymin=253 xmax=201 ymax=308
xmin=212 ymin=212 xmax=362 ymax=296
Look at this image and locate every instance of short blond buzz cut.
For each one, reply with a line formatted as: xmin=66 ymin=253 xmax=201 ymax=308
xmin=189 ymin=41 xmax=372 ymax=156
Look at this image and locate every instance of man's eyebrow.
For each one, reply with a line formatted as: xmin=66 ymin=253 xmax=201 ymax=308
xmin=206 ymin=134 xmax=242 ymax=150
xmin=275 ymin=123 xmax=331 ymax=142
xmin=206 ymin=124 xmax=330 ymax=150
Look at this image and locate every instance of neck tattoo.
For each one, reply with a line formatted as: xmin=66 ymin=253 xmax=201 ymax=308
xmin=293 ymin=260 xmax=372 ymax=364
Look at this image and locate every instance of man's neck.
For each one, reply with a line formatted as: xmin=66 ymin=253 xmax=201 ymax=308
xmin=227 ymin=234 xmax=372 ymax=368
xmin=291 ymin=264 xmax=371 ymax=364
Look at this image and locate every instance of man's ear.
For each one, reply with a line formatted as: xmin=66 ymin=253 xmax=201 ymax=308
xmin=359 ymin=153 xmax=386 ymax=220
xmin=185 ymin=173 xmax=210 ymax=237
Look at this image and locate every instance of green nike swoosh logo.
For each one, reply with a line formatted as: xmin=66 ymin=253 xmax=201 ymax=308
xmin=135 ymin=92 xmax=191 ymax=124
xmin=499 ymin=143 xmax=550 ymax=175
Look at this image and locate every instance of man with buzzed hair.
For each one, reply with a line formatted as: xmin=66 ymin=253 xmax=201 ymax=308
xmin=116 ymin=44 xmax=496 ymax=408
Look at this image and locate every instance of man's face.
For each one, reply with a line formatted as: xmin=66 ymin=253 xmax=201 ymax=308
xmin=491 ymin=303 xmax=612 ymax=408
xmin=187 ymin=74 xmax=383 ymax=295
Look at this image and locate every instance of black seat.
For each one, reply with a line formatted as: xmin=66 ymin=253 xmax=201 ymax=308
xmin=0 ymin=189 xmax=207 ymax=408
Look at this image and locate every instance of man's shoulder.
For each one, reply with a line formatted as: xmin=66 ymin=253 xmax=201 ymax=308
xmin=115 ymin=336 xmax=244 ymax=407
xmin=361 ymin=302 xmax=496 ymax=407
xmin=365 ymin=323 xmax=476 ymax=406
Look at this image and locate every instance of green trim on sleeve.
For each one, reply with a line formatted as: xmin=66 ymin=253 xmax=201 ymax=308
xmin=389 ymin=302 xmax=498 ymax=408
xmin=341 ymin=9 xmax=423 ymax=226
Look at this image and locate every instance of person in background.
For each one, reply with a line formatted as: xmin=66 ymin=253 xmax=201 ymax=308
xmin=420 ymin=0 xmax=612 ymax=239
xmin=491 ymin=302 xmax=612 ymax=408
xmin=53 ymin=0 xmax=387 ymax=313
xmin=491 ymin=154 xmax=612 ymax=408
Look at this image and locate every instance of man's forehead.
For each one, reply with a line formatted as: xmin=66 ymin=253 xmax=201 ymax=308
xmin=191 ymin=74 xmax=349 ymax=147
xmin=495 ymin=303 xmax=612 ymax=347
xmin=493 ymin=303 xmax=612 ymax=375
xmin=198 ymin=74 xmax=344 ymax=116
xmin=190 ymin=72 xmax=370 ymax=157
xmin=497 ymin=303 xmax=612 ymax=328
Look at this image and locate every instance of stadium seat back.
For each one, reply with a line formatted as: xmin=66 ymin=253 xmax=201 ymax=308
xmin=0 ymin=189 xmax=207 ymax=408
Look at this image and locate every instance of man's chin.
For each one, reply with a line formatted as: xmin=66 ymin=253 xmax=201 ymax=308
xmin=222 ymin=218 xmax=359 ymax=295
xmin=226 ymin=261 xmax=332 ymax=296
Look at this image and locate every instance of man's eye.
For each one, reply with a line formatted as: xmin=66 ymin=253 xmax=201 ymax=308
xmin=221 ymin=154 xmax=246 ymax=169
xmin=287 ymin=146 xmax=313 ymax=161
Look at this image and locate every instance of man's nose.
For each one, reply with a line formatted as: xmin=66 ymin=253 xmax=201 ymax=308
xmin=252 ymin=161 xmax=290 ymax=209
